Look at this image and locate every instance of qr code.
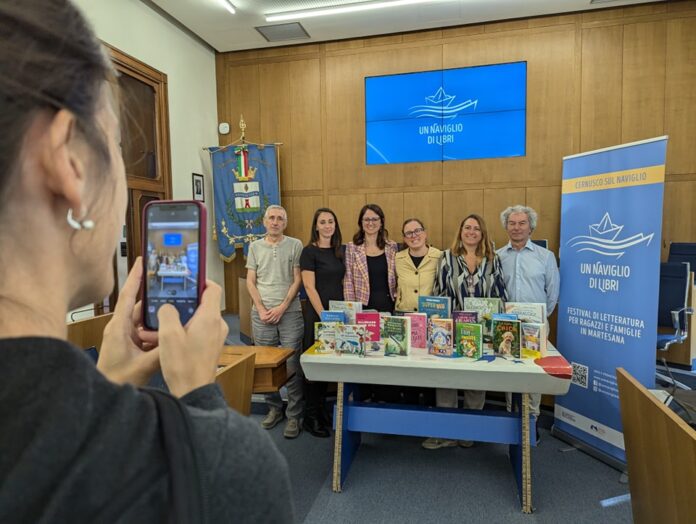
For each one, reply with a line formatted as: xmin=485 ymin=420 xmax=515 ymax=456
xmin=571 ymin=362 xmax=589 ymax=389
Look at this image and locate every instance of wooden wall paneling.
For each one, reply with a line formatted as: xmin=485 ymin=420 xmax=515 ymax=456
xmin=525 ymin=30 xmax=577 ymax=182
xmin=280 ymin=196 xmax=296 ymax=238
xmin=259 ymin=62 xmax=292 ymax=192
xmin=665 ymin=17 xmax=696 ymax=175
xmin=328 ymin=193 xmax=366 ymax=240
xmin=525 ymin=186 xmax=562 ymax=254
xmin=365 ymin=192 xmax=404 ymax=243
xmin=622 ymin=2 xmax=668 ymax=18
xmin=223 ymin=254 xmax=247 ymax=314
xmin=403 ymin=191 xmax=443 ymax=250
xmin=226 ymin=64 xmax=261 ymax=141
xmin=661 ymin=180 xmax=696 ymax=260
xmin=441 ymin=189 xmax=484 ymax=252
xmin=484 ymin=187 xmax=525 ymax=250
xmin=621 ymin=21 xmax=667 ymax=143
xmin=289 ymin=195 xmax=325 ymax=245
xmin=580 ymin=26 xmax=624 ymax=151
xmin=325 ymin=54 xmax=365 ymax=191
xmin=290 ymin=59 xmax=323 ymax=191
xmin=668 ymin=0 xmax=696 ymax=14
xmin=581 ymin=7 xmax=626 ymax=24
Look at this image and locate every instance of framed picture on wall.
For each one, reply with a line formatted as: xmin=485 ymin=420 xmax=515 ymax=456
xmin=192 ymin=173 xmax=205 ymax=202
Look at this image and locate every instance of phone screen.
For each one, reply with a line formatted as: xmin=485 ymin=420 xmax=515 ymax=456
xmin=143 ymin=202 xmax=202 ymax=330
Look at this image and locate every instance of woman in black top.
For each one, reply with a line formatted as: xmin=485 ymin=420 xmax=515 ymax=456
xmin=300 ymin=208 xmax=346 ymax=437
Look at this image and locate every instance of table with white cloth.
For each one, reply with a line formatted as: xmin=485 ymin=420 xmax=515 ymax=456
xmin=300 ymin=343 xmax=572 ymax=513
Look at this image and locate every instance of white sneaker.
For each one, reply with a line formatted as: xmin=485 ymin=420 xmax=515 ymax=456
xmin=261 ymin=408 xmax=284 ymax=429
xmin=283 ymin=418 xmax=301 ymax=439
xmin=421 ymin=437 xmax=458 ymax=450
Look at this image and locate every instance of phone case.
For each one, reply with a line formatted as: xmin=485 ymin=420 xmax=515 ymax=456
xmin=141 ymin=200 xmax=207 ymax=330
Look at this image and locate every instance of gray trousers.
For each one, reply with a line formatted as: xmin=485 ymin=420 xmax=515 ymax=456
xmin=251 ymin=309 xmax=305 ymax=420
xmin=435 ymin=388 xmax=485 ymax=410
xmin=506 ymin=392 xmax=541 ymax=417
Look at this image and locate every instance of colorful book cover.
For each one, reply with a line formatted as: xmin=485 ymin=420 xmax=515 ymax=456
xmin=491 ymin=319 xmax=522 ymax=358
xmin=335 ymin=324 xmax=367 ymax=356
xmin=452 ymin=310 xmax=478 ymax=324
xmin=456 ymin=322 xmax=483 ymax=359
xmin=381 ymin=316 xmax=411 ymax=356
xmin=320 ymin=310 xmax=347 ymax=323
xmin=404 ymin=312 xmax=428 ymax=349
xmin=492 ymin=313 xmax=518 ymax=321
xmin=328 ymin=300 xmax=363 ymax=324
xmin=504 ymin=302 xmax=547 ymax=324
xmin=463 ymin=297 xmax=502 ymax=342
xmin=521 ymin=322 xmax=547 ymax=359
xmin=428 ymin=318 xmax=454 ymax=357
xmin=356 ymin=311 xmax=383 ymax=352
xmin=314 ymin=322 xmax=341 ymax=353
xmin=417 ymin=295 xmax=452 ymax=320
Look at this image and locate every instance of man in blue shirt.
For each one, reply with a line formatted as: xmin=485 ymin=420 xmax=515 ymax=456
xmin=497 ymin=205 xmax=560 ymax=439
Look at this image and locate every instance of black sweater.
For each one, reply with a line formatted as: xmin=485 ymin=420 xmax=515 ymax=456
xmin=0 ymin=337 xmax=293 ymax=523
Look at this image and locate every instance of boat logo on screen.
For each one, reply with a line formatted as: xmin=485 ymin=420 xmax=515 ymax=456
xmin=408 ymin=87 xmax=478 ymax=120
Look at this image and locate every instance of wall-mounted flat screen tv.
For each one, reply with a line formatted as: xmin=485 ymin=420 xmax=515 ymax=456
xmin=365 ymin=61 xmax=527 ymax=165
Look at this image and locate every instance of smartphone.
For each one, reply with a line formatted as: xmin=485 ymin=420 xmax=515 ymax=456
xmin=142 ymin=200 xmax=206 ymax=330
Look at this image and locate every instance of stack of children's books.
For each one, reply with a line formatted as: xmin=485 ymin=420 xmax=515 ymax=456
xmin=312 ymin=298 xmax=547 ymax=360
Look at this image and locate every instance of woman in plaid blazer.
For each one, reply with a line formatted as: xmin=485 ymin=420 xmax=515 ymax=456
xmin=343 ymin=204 xmax=398 ymax=312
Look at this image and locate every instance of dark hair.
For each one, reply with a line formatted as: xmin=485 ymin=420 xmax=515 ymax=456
xmin=353 ymin=203 xmax=389 ymax=249
xmin=0 ymin=0 xmax=115 ymax=205
xmin=309 ymin=207 xmax=343 ymax=260
xmin=451 ymin=213 xmax=494 ymax=259
xmin=402 ymin=217 xmax=425 ymax=235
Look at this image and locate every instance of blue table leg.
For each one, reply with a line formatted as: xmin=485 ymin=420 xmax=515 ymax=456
xmin=332 ymin=382 xmax=362 ymax=492
xmin=508 ymin=393 xmax=533 ymax=513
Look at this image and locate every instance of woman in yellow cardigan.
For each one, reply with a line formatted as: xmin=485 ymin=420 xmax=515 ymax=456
xmin=395 ymin=218 xmax=442 ymax=312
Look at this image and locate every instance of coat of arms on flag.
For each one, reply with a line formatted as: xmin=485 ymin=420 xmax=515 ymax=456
xmin=208 ymin=143 xmax=280 ymax=260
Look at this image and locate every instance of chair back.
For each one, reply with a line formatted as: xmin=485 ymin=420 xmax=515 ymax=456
xmin=657 ymin=262 xmax=690 ymax=329
xmin=668 ymin=242 xmax=696 ymax=270
xmin=531 ymin=239 xmax=548 ymax=249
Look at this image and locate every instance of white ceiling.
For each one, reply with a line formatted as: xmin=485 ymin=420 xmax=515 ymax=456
xmin=150 ymin=0 xmax=664 ymax=52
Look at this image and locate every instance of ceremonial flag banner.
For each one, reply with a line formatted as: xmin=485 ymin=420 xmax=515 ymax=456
xmin=209 ymin=144 xmax=280 ymax=260
xmin=555 ymin=136 xmax=668 ymax=465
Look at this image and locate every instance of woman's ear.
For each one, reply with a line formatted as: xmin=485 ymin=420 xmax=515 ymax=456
xmin=39 ymin=109 xmax=86 ymax=212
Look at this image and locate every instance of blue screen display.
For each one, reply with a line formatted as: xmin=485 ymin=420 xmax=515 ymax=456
xmin=163 ymin=233 xmax=183 ymax=247
xmin=365 ymin=61 xmax=526 ymax=164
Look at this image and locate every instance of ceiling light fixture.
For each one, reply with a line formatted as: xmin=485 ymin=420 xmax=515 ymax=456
xmin=221 ymin=0 xmax=236 ymax=15
xmin=265 ymin=0 xmax=434 ymax=23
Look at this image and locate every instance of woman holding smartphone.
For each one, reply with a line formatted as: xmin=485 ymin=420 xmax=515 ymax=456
xmin=300 ymin=208 xmax=345 ymax=438
xmin=423 ymin=213 xmax=508 ymax=450
xmin=343 ymin=203 xmax=398 ymax=313
xmin=0 ymin=1 xmax=292 ymax=520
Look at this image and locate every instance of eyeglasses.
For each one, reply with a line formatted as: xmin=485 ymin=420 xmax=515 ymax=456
xmin=362 ymin=217 xmax=381 ymax=224
xmin=403 ymin=227 xmax=425 ymax=238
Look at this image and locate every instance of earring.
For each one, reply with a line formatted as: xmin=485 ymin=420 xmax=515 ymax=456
xmin=67 ymin=208 xmax=95 ymax=230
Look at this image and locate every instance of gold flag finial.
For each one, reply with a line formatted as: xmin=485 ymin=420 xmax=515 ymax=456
xmin=239 ymin=115 xmax=246 ymax=143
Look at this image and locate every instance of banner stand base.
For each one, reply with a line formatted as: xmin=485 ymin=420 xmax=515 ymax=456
xmin=550 ymin=425 xmax=627 ymax=473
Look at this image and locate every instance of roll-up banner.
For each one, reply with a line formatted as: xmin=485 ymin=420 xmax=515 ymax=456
xmin=554 ymin=136 xmax=668 ymax=465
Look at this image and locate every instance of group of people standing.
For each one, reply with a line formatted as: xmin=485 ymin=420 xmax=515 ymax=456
xmin=246 ymin=202 xmax=560 ymax=444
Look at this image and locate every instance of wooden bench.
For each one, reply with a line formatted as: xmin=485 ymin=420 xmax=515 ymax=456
xmin=221 ymin=345 xmax=295 ymax=393
xmin=216 ymin=351 xmax=256 ymax=415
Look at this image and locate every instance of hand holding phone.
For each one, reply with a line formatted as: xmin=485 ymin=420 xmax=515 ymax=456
xmin=157 ymin=281 xmax=229 ymax=397
xmin=142 ymin=201 xmax=207 ymax=330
